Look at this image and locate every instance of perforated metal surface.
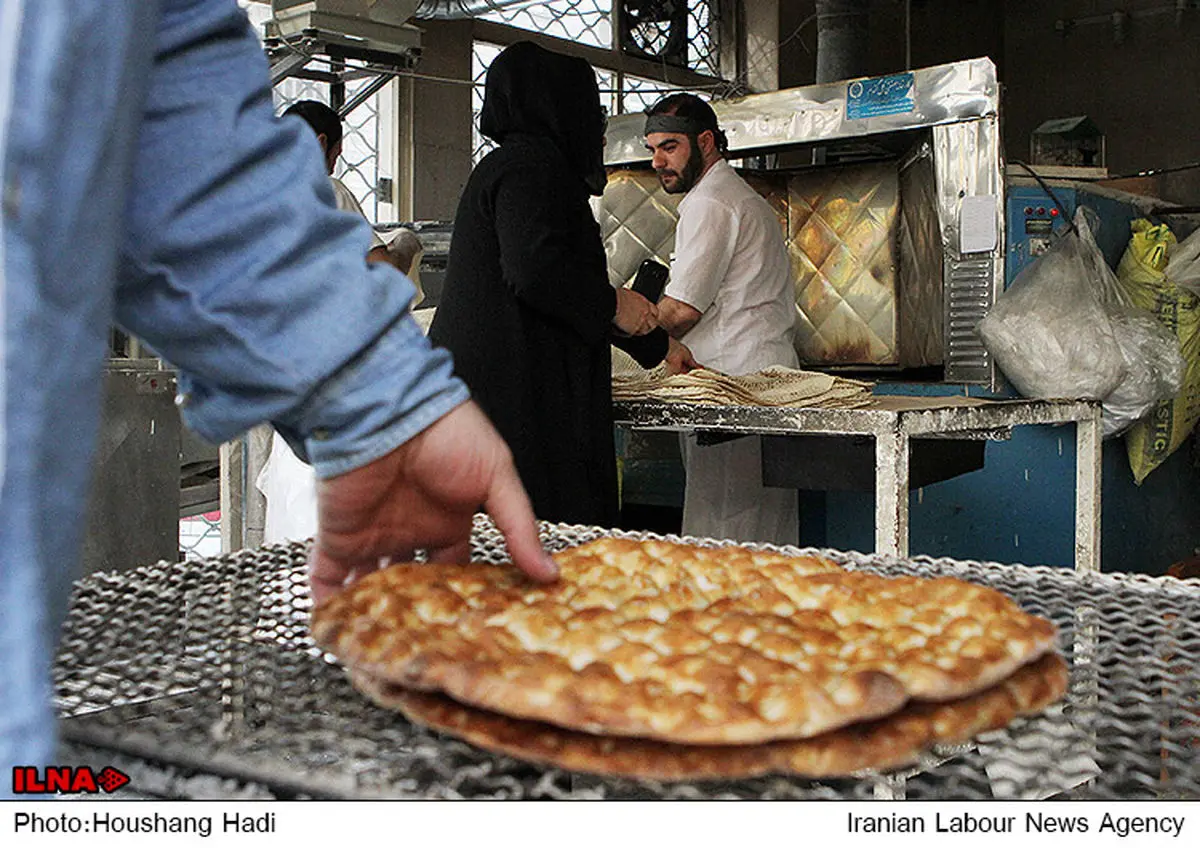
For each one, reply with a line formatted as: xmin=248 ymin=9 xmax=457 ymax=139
xmin=776 ymin=163 xmax=900 ymax=367
xmin=595 ymin=162 xmax=947 ymax=370
xmin=596 ymin=170 xmax=682 ymax=290
xmin=55 ymin=519 xmax=1200 ymax=799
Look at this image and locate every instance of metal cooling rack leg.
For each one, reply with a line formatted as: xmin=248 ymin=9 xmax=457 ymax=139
xmin=1070 ymin=600 xmax=1101 ymax=792
xmin=872 ymin=772 xmax=907 ymax=800
xmin=1073 ymin=411 xmax=1101 ymax=573
xmin=874 ymin=424 xmax=910 ymax=558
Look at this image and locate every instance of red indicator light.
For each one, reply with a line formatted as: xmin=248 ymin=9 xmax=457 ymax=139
xmin=1037 ymin=206 xmax=1046 ymax=215
xmin=1024 ymin=206 xmax=1033 ymax=215
xmin=1050 ymin=207 xmax=1059 ymax=217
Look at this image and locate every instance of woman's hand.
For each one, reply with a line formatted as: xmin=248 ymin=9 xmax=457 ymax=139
xmin=613 ymin=287 xmax=659 ymax=336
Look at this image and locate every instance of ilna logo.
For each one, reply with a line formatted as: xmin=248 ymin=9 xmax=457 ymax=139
xmin=11 ymin=766 xmax=131 ymax=794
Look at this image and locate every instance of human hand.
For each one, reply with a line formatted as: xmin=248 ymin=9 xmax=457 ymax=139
xmin=663 ymin=337 xmax=700 ymax=375
xmin=308 ymin=400 xmax=558 ymax=604
xmin=613 ymin=287 xmax=659 ymax=336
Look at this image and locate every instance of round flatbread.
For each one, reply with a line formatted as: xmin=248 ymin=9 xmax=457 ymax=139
xmin=312 ymin=538 xmax=1057 ymax=745
xmin=351 ymin=653 xmax=1069 ymax=781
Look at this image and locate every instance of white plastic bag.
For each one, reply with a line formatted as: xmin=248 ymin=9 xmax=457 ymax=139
xmin=1165 ymin=225 xmax=1200 ymax=295
xmin=979 ymin=208 xmax=1183 ymax=438
xmin=1101 ymin=306 xmax=1185 ymax=438
xmin=978 ymin=208 xmax=1126 ymax=401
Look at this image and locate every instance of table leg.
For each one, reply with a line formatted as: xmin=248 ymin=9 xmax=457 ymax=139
xmin=1074 ymin=411 xmax=1102 ymax=574
xmin=875 ymin=426 xmax=910 ymax=558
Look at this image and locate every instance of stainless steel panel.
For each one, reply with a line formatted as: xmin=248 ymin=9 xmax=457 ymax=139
xmin=933 ymin=119 xmax=1005 ymax=385
xmin=82 ymin=365 xmax=181 ymax=575
xmin=602 ymin=57 xmax=1006 ymax=385
xmin=593 ymin=170 xmax=682 ymax=290
xmin=945 ymin=255 xmax=995 ymax=383
xmin=781 ymin=162 xmax=899 ymax=366
xmin=897 ymin=143 xmax=944 ymax=368
xmin=600 ymin=120 xmax=1003 ymax=378
xmin=600 ymin=164 xmax=904 ymax=368
xmin=606 ymin=57 xmax=999 ymax=166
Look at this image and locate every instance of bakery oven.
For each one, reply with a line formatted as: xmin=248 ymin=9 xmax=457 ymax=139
xmin=599 ymin=57 xmax=1005 ymax=388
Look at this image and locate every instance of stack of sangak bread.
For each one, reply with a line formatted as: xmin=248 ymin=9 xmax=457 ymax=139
xmin=311 ymin=538 xmax=1067 ymax=781
xmin=610 ymin=345 xmax=873 ymax=410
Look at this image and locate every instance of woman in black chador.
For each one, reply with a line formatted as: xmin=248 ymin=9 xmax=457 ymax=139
xmin=430 ymin=41 xmax=683 ymax=526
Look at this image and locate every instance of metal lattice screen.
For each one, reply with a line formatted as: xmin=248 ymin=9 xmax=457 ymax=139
xmin=473 ymin=1 xmax=724 ymax=163
xmin=241 ymin=2 xmax=390 ymax=220
xmin=482 ymin=0 xmax=614 ymax=48
xmin=179 ymin=514 xmax=222 ymax=562
xmin=269 ymin=77 xmax=386 ymax=221
xmin=480 ymin=0 xmax=720 ymax=77
xmin=471 ymin=42 xmax=504 ymax=163
xmin=621 ymin=75 xmax=674 ymax=113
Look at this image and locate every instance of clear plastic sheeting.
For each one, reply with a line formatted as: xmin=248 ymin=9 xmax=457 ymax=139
xmin=55 ymin=518 xmax=1200 ymax=800
xmin=979 ymin=209 xmax=1184 ymax=437
xmin=979 ymin=209 xmax=1124 ymax=402
xmin=1103 ymin=307 xmax=1185 ymax=438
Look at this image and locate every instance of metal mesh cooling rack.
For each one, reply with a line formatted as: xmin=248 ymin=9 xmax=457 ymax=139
xmin=54 ymin=518 xmax=1200 ymax=800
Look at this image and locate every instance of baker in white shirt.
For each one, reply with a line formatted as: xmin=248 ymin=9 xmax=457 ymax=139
xmin=644 ymin=94 xmax=800 ymax=546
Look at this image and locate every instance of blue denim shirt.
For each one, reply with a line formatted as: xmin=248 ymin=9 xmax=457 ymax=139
xmin=0 ymin=0 xmax=467 ymax=795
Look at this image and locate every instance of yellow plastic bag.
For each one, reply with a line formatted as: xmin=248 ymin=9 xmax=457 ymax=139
xmin=1119 ymin=220 xmax=1200 ymax=484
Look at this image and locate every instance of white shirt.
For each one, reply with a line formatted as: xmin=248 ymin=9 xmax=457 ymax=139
xmin=664 ymin=159 xmax=798 ymax=376
xmin=330 ymin=175 xmax=385 ymax=251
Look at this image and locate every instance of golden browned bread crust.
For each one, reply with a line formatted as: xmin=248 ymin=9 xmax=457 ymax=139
xmin=312 ymin=538 xmax=1057 ymax=744
xmin=351 ymin=653 xmax=1069 ymax=781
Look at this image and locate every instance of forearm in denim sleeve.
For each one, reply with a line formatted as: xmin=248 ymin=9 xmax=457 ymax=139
xmin=115 ymin=0 xmax=462 ymax=457
xmin=271 ymin=315 xmax=470 ymax=479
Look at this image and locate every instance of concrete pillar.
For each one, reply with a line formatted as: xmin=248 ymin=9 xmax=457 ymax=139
xmin=815 ymin=0 xmax=870 ymax=83
xmin=243 ymin=425 xmax=272 ymax=549
xmin=219 ymin=439 xmax=244 ymax=553
xmin=402 ymin=20 xmax=475 ymax=221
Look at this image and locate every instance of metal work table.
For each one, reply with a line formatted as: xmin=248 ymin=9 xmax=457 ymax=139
xmin=54 ymin=518 xmax=1199 ymax=800
xmin=614 ymin=396 xmax=1103 ymax=573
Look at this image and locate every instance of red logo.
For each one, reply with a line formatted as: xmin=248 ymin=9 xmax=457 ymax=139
xmin=11 ymin=766 xmax=130 ymax=794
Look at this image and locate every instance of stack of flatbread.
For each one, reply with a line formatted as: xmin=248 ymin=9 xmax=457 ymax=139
xmin=311 ymin=538 xmax=1067 ymax=781
xmin=611 ymin=358 xmax=873 ymax=410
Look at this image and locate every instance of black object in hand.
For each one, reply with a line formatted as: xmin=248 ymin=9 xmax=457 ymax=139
xmin=631 ymin=259 xmax=669 ymax=303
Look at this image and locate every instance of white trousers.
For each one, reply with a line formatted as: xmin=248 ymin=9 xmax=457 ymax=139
xmin=256 ymin=431 xmax=318 ymax=544
xmin=680 ymin=434 xmax=799 ymax=546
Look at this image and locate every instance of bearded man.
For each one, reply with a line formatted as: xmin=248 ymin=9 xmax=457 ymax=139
xmin=644 ymin=94 xmax=801 ymax=545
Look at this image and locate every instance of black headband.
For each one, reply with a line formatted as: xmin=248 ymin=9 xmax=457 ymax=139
xmin=643 ymin=113 xmax=714 ymax=137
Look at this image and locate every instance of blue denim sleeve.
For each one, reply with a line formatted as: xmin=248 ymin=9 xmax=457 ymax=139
xmin=114 ymin=0 xmax=466 ymax=478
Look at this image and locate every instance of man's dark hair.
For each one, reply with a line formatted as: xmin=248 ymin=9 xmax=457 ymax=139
xmin=282 ymin=100 xmax=343 ymax=148
xmin=645 ymin=93 xmax=728 ymax=153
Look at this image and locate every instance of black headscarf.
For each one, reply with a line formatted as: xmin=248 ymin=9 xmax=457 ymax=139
xmin=479 ymin=41 xmax=608 ymax=196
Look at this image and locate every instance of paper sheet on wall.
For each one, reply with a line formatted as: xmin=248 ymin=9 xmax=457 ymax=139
xmin=960 ymin=195 xmax=998 ymax=254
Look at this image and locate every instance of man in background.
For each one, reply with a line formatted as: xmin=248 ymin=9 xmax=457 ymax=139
xmin=281 ymin=99 xmax=397 ymax=268
xmin=644 ymin=94 xmax=801 ymax=546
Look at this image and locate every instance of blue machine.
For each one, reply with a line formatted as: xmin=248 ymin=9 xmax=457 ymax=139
xmin=813 ymin=179 xmax=1200 ymax=573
